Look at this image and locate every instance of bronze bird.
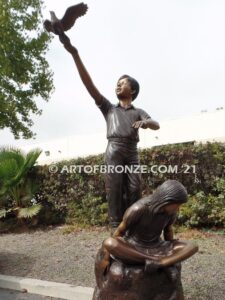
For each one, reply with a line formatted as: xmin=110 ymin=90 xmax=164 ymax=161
xmin=44 ymin=2 xmax=88 ymax=35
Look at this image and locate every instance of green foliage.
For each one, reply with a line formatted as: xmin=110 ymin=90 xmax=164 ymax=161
xmin=35 ymin=154 xmax=106 ymax=224
xmin=33 ymin=142 xmax=225 ymax=227
xmin=0 ymin=147 xmax=42 ymax=221
xmin=66 ymin=194 xmax=108 ymax=226
xmin=0 ymin=0 xmax=54 ymax=139
xmin=178 ymin=177 xmax=225 ymax=227
xmin=17 ymin=204 xmax=41 ymax=218
xmin=0 ymin=208 xmax=7 ymax=218
xmin=140 ymin=142 xmax=225 ymax=195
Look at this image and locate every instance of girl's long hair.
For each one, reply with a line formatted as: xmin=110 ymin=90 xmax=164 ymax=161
xmin=146 ymin=180 xmax=188 ymax=213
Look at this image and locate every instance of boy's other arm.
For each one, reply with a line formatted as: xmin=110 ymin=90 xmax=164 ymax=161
xmin=132 ymin=108 xmax=160 ymax=130
xmin=59 ymin=33 xmax=103 ymax=106
xmin=132 ymin=118 xmax=160 ymax=130
xmin=144 ymin=118 xmax=160 ymax=130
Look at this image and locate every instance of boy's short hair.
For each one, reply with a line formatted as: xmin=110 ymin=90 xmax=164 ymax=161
xmin=119 ymin=75 xmax=140 ymax=101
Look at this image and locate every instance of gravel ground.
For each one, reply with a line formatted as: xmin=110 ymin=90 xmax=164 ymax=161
xmin=0 ymin=226 xmax=224 ymax=300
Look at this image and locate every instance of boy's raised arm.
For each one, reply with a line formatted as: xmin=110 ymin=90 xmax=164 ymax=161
xmin=59 ymin=33 xmax=103 ymax=106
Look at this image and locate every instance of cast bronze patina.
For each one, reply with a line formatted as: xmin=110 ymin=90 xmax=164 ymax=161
xmin=44 ymin=4 xmax=160 ymax=230
xmin=44 ymin=3 xmax=88 ymax=35
xmin=93 ymin=180 xmax=199 ymax=300
xmin=45 ymin=6 xmax=199 ymax=299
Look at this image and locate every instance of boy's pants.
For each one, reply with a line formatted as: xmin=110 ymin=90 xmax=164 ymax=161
xmin=104 ymin=140 xmax=142 ymax=228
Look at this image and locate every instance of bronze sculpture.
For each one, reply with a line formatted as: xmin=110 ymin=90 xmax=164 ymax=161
xmin=93 ymin=180 xmax=198 ymax=300
xmin=44 ymin=3 xmax=88 ymax=35
xmin=45 ymin=6 xmax=199 ymax=299
xmin=44 ymin=4 xmax=160 ymax=231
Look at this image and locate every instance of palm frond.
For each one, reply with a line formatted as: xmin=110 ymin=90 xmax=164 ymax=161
xmin=0 ymin=159 xmax=19 ymax=182
xmin=2 ymin=148 xmax=42 ymax=188
xmin=0 ymin=147 xmax=25 ymax=169
xmin=24 ymin=149 xmax=42 ymax=169
xmin=22 ymin=179 xmax=39 ymax=198
xmin=0 ymin=147 xmax=26 ymax=190
xmin=13 ymin=149 xmax=42 ymax=184
xmin=17 ymin=204 xmax=42 ymax=219
xmin=0 ymin=208 xmax=12 ymax=218
xmin=0 ymin=147 xmax=42 ymax=211
xmin=0 ymin=185 xmax=9 ymax=197
xmin=0 ymin=209 xmax=7 ymax=218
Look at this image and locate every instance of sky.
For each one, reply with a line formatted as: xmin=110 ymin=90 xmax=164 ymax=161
xmin=1 ymin=0 xmax=225 ymax=147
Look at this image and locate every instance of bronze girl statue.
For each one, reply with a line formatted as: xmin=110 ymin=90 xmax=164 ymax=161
xmin=93 ymin=180 xmax=198 ymax=300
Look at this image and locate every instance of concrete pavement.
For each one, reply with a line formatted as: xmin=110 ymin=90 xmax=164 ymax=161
xmin=0 ymin=275 xmax=94 ymax=300
xmin=0 ymin=288 xmax=61 ymax=300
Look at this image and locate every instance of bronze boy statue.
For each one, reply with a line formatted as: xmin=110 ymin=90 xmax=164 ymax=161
xmin=58 ymin=33 xmax=160 ymax=230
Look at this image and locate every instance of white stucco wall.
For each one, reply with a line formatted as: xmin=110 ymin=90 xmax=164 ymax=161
xmin=20 ymin=109 xmax=225 ymax=165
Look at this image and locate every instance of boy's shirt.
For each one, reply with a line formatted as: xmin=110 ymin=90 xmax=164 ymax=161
xmin=97 ymin=97 xmax=151 ymax=143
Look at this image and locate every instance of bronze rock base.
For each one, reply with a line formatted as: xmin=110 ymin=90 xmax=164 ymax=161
xmin=92 ymin=259 xmax=184 ymax=300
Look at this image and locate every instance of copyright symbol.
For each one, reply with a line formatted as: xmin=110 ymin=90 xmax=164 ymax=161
xmin=49 ymin=164 xmax=58 ymax=174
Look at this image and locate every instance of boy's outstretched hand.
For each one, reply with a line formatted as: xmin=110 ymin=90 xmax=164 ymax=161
xmin=59 ymin=33 xmax=77 ymax=54
xmin=132 ymin=120 xmax=148 ymax=129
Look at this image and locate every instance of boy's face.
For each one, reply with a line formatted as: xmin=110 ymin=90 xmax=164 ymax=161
xmin=115 ymin=78 xmax=133 ymax=100
xmin=163 ymin=203 xmax=181 ymax=215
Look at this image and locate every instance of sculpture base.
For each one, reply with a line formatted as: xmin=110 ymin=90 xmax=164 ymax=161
xmin=92 ymin=259 xmax=184 ymax=300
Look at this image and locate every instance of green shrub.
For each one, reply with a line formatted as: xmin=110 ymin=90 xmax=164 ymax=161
xmin=31 ymin=142 xmax=225 ymax=227
xmin=140 ymin=142 xmax=225 ymax=195
xmin=178 ymin=177 xmax=225 ymax=227
xmin=34 ymin=154 xmax=106 ymax=225
xmin=66 ymin=194 xmax=108 ymax=226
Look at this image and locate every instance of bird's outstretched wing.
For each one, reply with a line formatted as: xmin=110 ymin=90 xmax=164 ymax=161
xmin=61 ymin=3 xmax=88 ymax=32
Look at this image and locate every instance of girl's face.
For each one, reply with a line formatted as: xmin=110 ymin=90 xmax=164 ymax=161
xmin=163 ymin=203 xmax=181 ymax=215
